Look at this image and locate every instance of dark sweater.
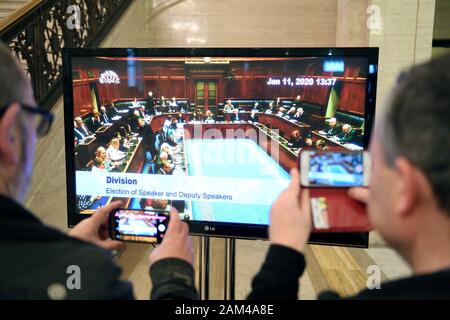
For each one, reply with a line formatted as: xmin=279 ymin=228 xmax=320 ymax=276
xmin=0 ymin=195 xmax=197 ymax=300
xmin=248 ymin=244 xmax=450 ymax=300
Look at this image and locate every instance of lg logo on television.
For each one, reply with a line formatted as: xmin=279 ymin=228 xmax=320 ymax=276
xmin=204 ymin=226 xmax=215 ymax=232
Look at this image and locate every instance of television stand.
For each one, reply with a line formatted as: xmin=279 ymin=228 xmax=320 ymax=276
xmin=198 ymin=237 xmax=236 ymax=300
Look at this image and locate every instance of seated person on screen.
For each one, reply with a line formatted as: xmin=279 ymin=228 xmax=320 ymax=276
xmin=74 ymin=117 xmax=93 ymax=139
xmin=248 ymin=109 xmax=259 ymax=123
xmin=204 ymin=110 xmax=215 ymax=123
xmin=315 ymin=139 xmax=329 ymax=151
xmin=159 ymin=96 xmax=168 ymax=111
xmin=223 ymin=100 xmax=235 ymax=113
xmin=231 ymin=108 xmax=241 ymax=122
xmin=107 ymin=103 xmax=120 ymax=118
xmin=293 ymin=94 xmax=303 ymax=108
xmin=169 ymin=97 xmax=178 ymax=112
xmin=321 ymin=117 xmax=340 ymax=137
xmin=86 ymin=112 xmax=102 ymax=133
xmin=99 ymin=106 xmax=111 ymax=124
xmin=91 ymin=157 xmax=106 ymax=173
xmin=247 ymin=54 xmax=450 ymax=300
xmin=285 ymin=107 xmax=296 ymax=120
xmin=265 ymin=102 xmax=275 ymax=114
xmin=287 ymin=130 xmax=303 ymax=149
xmin=74 ymin=120 xmax=88 ymax=142
xmin=277 ymin=106 xmax=286 ymax=117
xmin=177 ymin=112 xmax=185 ymax=123
xmin=337 ymin=124 xmax=357 ymax=144
xmin=303 ymin=137 xmax=313 ymax=148
xmin=158 ymin=160 xmax=174 ymax=175
xmin=131 ymin=98 xmax=141 ymax=109
xmin=163 ymin=115 xmax=172 ymax=134
xmin=95 ymin=146 xmax=116 ymax=171
xmin=139 ymin=106 xmax=147 ymax=119
xmin=129 ymin=110 xmax=141 ymax=133
xmin=293 ymin=107 xmax=304 ymax=122
xmin=106 ymin=138 xmax=126 ymax=162
xmin=0 ymin=42 xmax=197 ymax=300
xmin=167 ymin=117 xmax=179 ymax=136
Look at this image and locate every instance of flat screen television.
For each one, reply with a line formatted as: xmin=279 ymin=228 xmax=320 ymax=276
xmin=62 ymin=48 xmax=378 ymax=248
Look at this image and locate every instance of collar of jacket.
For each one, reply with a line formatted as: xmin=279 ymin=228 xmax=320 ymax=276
xmin=0 ymin=194 xmax=67 ymax=241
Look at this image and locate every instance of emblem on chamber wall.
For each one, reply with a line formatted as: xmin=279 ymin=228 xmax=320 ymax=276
xmin=99 ymin=70 xmax=121 ymax=84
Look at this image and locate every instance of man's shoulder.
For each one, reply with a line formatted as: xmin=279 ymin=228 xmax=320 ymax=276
xmin=0 ymin=229 xmax=131 ymax=299
xmin=351 ymin=269 xmax=450 ymax=300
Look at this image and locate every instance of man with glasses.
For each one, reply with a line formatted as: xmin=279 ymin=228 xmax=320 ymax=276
xmin=0 ymin=42 xmax=196 ymax=299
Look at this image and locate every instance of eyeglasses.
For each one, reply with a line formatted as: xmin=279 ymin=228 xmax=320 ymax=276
xmin=0 ymin=103 xmax=54 ymax=137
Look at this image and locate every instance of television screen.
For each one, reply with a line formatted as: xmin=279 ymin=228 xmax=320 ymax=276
xmin=63 ymin=48 xmax=378 ymax=247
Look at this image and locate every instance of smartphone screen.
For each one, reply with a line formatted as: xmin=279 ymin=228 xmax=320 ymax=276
xmin=301 ymin=151 xmax=370 ymax=187
xmin=110 ymin=209 xmax=169 ymax=243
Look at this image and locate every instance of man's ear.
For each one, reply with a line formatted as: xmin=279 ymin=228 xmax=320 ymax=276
xmin=394 ymin=157 xmax=419 ymax=218
xmin=0 ymin=103 xmax=21 ymax=166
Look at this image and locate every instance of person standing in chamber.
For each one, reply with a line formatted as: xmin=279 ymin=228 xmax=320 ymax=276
xmin=274 ymin=97 xmax=282 ymax=108
xmin=145 ymin=91 xmax=156 ymax=115
xmin=248 ymin=109 xmax=259 ymax=123
xmin=137 ymin=118 xmax=157 ymax=160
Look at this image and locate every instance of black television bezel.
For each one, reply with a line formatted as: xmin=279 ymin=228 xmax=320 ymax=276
xmin=62 ymin=47 xmax=378 ymax=248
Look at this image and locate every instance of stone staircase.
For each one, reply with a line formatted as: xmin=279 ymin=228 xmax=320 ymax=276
xmin=0 ymin=0 xmax=30 ymax=23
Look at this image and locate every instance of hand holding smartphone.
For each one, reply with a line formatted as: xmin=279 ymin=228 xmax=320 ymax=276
xmin=300 ymin=150 xmax=371 ymax=187
xmin=110 ymin=209 xmax=170 ymax=243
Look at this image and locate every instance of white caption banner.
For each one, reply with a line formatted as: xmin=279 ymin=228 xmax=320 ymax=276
xmin=76 ymin=171 xmax=290 ymax=206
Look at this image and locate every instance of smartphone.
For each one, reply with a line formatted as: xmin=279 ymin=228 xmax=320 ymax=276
xmin=110 ymin=209 xmax=169 ymax=243
xmin=300 ymin=150 xmax=371 ymax=187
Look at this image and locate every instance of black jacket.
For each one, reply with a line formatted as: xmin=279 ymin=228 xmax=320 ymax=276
xmin=0 ymin=196 xmax=197 ymax=300
xmin=145 ymin=95 xmax=156 ymax=115
xmin=248 ymin=244 xmax=450 ymax=300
